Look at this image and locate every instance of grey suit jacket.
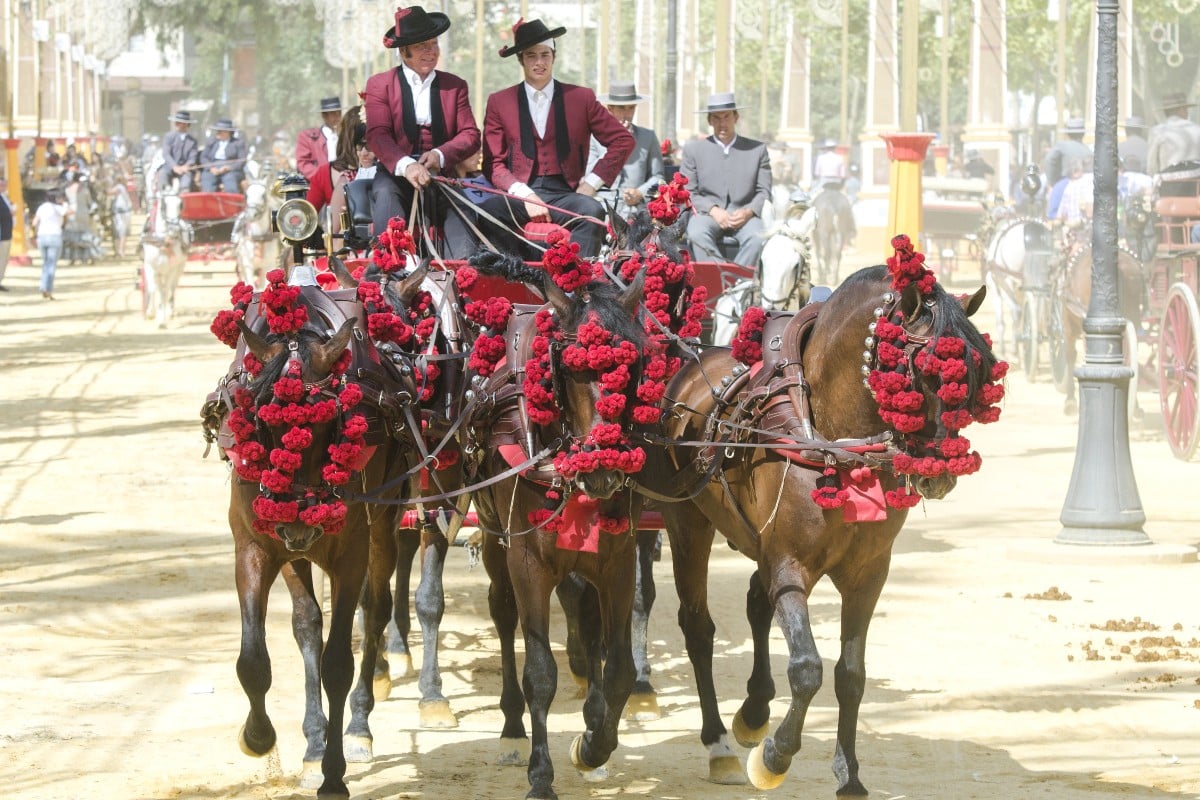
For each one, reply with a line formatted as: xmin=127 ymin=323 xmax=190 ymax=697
xmin=588 ymin=124 xmax=663 ymax=216
xmin=681 ymin=135 xmax=771 ymax=216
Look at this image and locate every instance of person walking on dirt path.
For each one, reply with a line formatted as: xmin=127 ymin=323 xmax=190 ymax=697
xmin=363 ymin=5 xmax=481 ymax=247
xmin=682 ymin=92 xmax=772 ymax=268
xmin=477 ymin=17 xmax=634 ymax=259
xmin=31 ymin=188 xmax=73 ymax=300
xmin=0 ymin=178 xmax=12 ymax=291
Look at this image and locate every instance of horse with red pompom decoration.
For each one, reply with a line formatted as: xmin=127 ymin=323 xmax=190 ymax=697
xmin=636 ymin=234 xmax=1006 ymax=792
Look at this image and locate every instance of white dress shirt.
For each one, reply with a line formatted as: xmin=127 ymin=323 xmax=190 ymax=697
xmin=713 ymin=134 xmax=738 ymax=156
xmin=321 ymin=125 xmax=338 ymax=162
xmin=394 ymin=65 xmax=447 ymax=177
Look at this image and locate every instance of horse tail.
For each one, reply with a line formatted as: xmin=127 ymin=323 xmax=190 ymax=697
xmin=467 ymin=249 xmax=547 ymax=290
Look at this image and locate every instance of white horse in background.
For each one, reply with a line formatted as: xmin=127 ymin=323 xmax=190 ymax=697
xmin=141 ymin=189 xmax=192 ymax=328
xmin=233 ymin=170 xmax=281 ymax=289
xmin=711 ymin=192 xmax=814 ymax=346
xmin=981 ymin=214 xmax=1053 ymax=358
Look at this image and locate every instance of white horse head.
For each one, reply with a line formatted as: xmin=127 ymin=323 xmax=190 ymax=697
xmin=234 ymin=177 xmax=281 ymax=289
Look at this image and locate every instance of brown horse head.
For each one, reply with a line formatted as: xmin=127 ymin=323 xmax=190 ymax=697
xmin=545 ymin=271 xmax=646 ymax=500
xmin=237 ymin=307 xmax=359 ymax=551
xmin=806 ymin=266 xmax=997 ymax=501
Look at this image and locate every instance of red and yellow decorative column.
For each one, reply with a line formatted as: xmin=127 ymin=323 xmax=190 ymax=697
xmin=880 ymin=132 xmax=935 ymax=246
xmin=4 ymin=139 xmax=31 ymax=265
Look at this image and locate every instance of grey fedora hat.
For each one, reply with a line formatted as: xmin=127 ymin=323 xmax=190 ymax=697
xmin=698 ymin=92 xmax=743 ymax=113
xmin=598 ymin=81 xmax=648 ymax=105
xmin=168 ymin=109 xmax=194 ymax=124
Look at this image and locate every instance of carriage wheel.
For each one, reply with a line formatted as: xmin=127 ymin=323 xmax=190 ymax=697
xmin=1020 ymin=294 xmax=1040 ymax=381
xmin=1049 ymin=297 xmax=1070 ymax=392
xmin=1157 ymin=283 xmax=1200 ymax=460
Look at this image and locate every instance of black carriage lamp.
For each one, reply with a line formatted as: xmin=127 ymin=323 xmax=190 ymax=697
xmin=271 ymin=172 xmax=322 ymax=263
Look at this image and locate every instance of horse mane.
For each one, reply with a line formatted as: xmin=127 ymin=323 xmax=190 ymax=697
xmin=623 ymin=209 xmax=687 ymax=262
xmin=244 ymin=297 xmax=329 ymax=405
xmin=467 ymin=250 xmax=549 ymax=292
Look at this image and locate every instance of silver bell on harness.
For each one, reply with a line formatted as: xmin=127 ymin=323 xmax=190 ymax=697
xmin=272 ymin=172 xmax=320 ymax=245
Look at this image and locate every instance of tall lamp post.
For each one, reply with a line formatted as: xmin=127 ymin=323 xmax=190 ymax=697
xmin=1057 ymin=0 xmax=1148 ymax=546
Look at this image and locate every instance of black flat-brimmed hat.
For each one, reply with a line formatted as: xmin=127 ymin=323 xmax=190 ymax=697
xmin=499 ymin=18 xmax=566 ymax=58
xmin=168 ymin=110 xmax=194 ymax=125
xmin=697 ymin=92 xmax=743 ymax=113
xmin=318 ymin=97 xmax=343 ymax=113
xmin=1161 ymin=91 xmax=1197 ymax=110
xmin=382 ymin=5 xmax=450 ymax=49
xmin=211 ymin=117 xmax=236 ymax=132
xmin=598 ymin=81 xmax=648 ymax=105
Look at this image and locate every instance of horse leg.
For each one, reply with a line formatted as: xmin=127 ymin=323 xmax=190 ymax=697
xmin=478 ymin=501 xmax=529 ymax=766
xmin=733 ymin=571 xmax=776 ymax=747
xmin=555 ymin=573 xmax=595 ymax=696
xmin=827 ymin=554 xmax=890 ymax=797
xmin=569 ymin=561 xmax=636 ymax=782
xmin=746 ymin=568 xmax=823 ymax=792
xmin=509 ymin=546 xmax=562 ymax=800
xmin=345 ymin=508 xmax=399 ymax=764
xmin=234 ymin=542 xmax=284 ymax=759
xmin=1064 ymin=319 xmax=1079 ymax=415
xmin=663 ymin=508 xmax=745 ymax=784
xmin=626 ymin=529 xmax=661 ymax=721
xmin=415 ymin=520 xmax=457 ymax=728
xmin=385 ymin=529 xmax=420 ymax=679
xmin=279 ymin=560 xmax=331 ymax=789
xmin=317 ymin=553 xmax=370 ymax=799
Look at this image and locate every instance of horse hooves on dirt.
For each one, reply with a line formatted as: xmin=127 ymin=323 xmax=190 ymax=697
xmin=570 ymin=735 xmax=609 ymax=782
xmin=299 ymin=761 xmax=324 ymax=790
xmin=372 ymin=673 xmax=392 ymax=703
xmin=388 ymin=652 xmax=414 ymax=680
xmin=418 ymin=698 xmax=458 ymax=728
xmin=731 ymin=709 xmax=769 ymax=748
xmin=624 ymin=690 xmax=661 ymax=721
xmin=708 ymin=754 xmax=748 ymax=785
xmin=746 ymin=740 xmax=788 ymax=791
xmin=496 ymin=736 xmax=530 ymax=766
xmin=316 ymin=781 xmax=350 ymax=800
xmin=343 ymin=734 xmax=373 ymax=763
xmin=236 ymin=724 xmax=275 ymax=758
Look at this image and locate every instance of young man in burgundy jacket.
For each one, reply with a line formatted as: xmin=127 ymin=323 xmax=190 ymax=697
xmin=363 ymin=5 xmax=481 ymax=242
xmin=478 ymin=18 xmax=633 ymax=258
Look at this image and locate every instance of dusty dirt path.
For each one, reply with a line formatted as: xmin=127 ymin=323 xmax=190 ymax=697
xmin=1 ymin=251 xmax=1197 ymax=800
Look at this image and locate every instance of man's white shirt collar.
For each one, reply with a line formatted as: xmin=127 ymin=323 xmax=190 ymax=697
xmin=402 ymin=65 xmax=436 ymax=125
xmin=711 ymin=134 xmax=738 ymax=155
xmin=524 ymin=81 xmax=555 ymax=138
xmin=321 ymin=124 xmax=338 ymax=161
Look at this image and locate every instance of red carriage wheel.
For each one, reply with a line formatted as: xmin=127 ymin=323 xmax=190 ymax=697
xmin=1157 ymin=283 xmax=1200 ymax=460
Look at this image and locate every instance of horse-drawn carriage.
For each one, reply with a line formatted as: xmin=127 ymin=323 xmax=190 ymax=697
xmin=922 ymin=176 xmax=991 ymax=282
xmin=985 ymin=162 xmax=1200 ymax=460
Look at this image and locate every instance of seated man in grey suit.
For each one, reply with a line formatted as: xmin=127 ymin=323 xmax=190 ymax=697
xmin=586 ymin=81 xmax=663 ymax=222
xmin=681 ymin=92 xmax=772 ymax=268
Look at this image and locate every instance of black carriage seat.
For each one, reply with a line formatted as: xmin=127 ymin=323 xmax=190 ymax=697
xmin=342 ymin=179 xmax=375 ymax=251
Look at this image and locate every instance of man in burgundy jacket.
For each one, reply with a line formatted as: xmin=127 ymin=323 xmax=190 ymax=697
xmin=295 ymin=97 xmax=343 ymax=181
xmin=364 ymin=6 xmax=481 ymax=242
xmin=478 ymin=18 xmax=633 ymax=258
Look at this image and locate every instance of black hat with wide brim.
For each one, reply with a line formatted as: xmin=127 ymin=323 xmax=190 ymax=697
xmin=382 ymin=6 xmax=451 ymax=49
xmin=499 ymin=18 xmax=566 ymax=58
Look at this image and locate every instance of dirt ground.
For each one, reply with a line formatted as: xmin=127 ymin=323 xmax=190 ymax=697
xmin=1 ymin=245 xmax=1198 ymax=800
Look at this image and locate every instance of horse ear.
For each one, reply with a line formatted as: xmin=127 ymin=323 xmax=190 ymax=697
xmin=312 ymin=318 xmax=358 ymax=375
xmin=608 ymin=205 xmax=628 ymax=243
xmin=397 ymin=259 xmax=429 ymax=304
xmin=900 ymin=283 xmax=923 ymax=323
xmin=619 ymin=267 xmax=646 ymax=315
xmin=960 ymin=285 xmax=987 ymax=318
xmin=544 ymin=276 xmax=573 ymax=319
xmin=236 ymin=319 xmax=284 ymax=363
xmin=328 ymin=254 xmax=359 ymax=289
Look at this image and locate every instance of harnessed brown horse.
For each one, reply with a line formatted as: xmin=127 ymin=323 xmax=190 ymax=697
xmin=638 ymin=250 xmax=1002 ymax=792
xmin=203 ymin=271 xmax=424 ymax=797
xmin=463 ymin=247 xmax=654 ymax=800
